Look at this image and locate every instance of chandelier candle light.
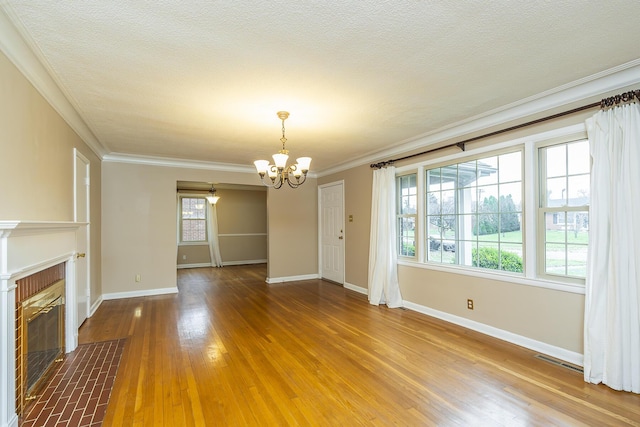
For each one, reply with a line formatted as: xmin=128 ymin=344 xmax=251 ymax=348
xmin=254 ymin=111 xmax=312 ymax=189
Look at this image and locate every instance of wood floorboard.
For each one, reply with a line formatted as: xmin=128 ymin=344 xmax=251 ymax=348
xmin=78 ymin=264 xmax=640 ymax=426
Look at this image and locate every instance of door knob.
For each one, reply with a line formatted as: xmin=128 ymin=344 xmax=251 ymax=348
xmin=338 ymin=236 xmax=343 ymax=240
xmin=76 ymin=252 xmax=86 ymax=259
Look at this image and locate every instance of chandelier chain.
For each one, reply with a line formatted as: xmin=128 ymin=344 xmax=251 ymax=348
xmin=280 ymin=118 xmax=287 ymax=149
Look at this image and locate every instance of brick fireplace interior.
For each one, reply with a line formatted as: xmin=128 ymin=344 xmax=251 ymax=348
xmin=15 ymin=263 xmax=66 ymax=416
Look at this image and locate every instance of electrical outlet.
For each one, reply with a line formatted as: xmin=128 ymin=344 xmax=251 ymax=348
xmin=467 ymin=299 xmax=474 ymax=310
xmin=182 ymin=255 xmax=187 ymax=260
xmin=135 ymin=274 xmax=141 ymax=282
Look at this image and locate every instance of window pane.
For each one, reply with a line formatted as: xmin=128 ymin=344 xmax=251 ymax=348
xmin=545 ymin=213 xmax=566 ymax=243
xmin=427 ymin=169 xmax=441 ymax=191
xmin=427 ymin=192 xmax=441 ymax=215
xmin=182 ymin=219 xmax=206 ymax=241
xmin=545 ymin=243 xmax=566 ymax=276
xmin=398 ymin=174 xmax=417 ymax=213
xmin=567 ymin=140 xmax=590 ymax=175
xmin=499 ymin=215 xmax=522 ymax=242
xmin=498 ymin=152 xmax=522 ymax=183
xmin=427 ymin=215 xmax=442 ymax=238
xmin=566 ymin=244 xmax=588 ymax=277
xmin=182 ymin=198 xmax=206 ymax=219
xmin=478 ymin=157 xmax=498 ymax=185
xmin=398 ymin=217 xmax=416 ymax=256
xmin=567 ymin=174 xmax=589 ymax=206
xmin=546 ymin=145 xmax=566 ymax=178
xmin=459 ymin=161 xmax=477 ymax=188
xmin=499 ymin=183 xmax=521 ymax=212
xmin=546 ymin=177 xmax=566 ymax=207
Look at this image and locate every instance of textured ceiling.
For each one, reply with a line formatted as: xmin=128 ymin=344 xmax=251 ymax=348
xmin=2 ymin=1 xmax=640 ymax=172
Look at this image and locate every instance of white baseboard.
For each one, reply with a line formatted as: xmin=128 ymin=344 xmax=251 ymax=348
xmin=222 ymin=259 xmax=267 ymax=266
xmin=102 ymin=287 xmax=179 ymax=301
xmin=177 ymin=262 xmax=211 ymax=269
xmin=177 ymin=260 xmax=267 ymax=269
xmin=266 ymin=273 xmax=319 ymax=284
xmin=403 ymin=300 xmax=583 ymax=367
xmin=344 ymin=281 xmax=367 ymax=295
xmin=89 ymin=296 xmax=103 ymax=317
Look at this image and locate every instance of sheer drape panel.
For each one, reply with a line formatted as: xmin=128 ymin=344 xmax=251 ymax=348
xmin=584 ymin=103 xmax=640 ymax=393
xmin=208 ymin=203 xmax=223 ymax=267
xmin=368 ymin=166 xmax=403 ymax=308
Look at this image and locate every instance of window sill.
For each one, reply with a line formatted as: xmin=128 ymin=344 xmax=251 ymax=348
xmin=178 ymin=241 xmax=209 ymax=246
xmin=397 ymin=259 xmax=585 ymax=295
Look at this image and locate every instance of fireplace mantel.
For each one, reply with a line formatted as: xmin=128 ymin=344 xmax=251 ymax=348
xmin=1 ymin=221 xmax=84 ymax=427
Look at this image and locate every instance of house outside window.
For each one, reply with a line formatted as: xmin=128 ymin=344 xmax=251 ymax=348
xmin=180 ymin=197 xmax=207 ymax=242
xmin=425 ymin=150 xmax=523 ymax=272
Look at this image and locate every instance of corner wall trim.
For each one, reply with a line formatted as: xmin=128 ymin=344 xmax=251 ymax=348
xmin=402 ymin=300 xmax=583 ymax=367
xmin=266 ymin=274 xmax=319 ymax=284
xmin=89 ymin=296 xmax=103 ymax=317
xmin=102 ymin=287 xmax=179 ymax=301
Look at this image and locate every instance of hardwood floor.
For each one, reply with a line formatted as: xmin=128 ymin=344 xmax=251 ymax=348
xmin=78 ymin=265 xmax=640 ymax=426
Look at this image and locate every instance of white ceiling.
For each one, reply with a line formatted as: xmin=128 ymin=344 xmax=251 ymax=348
xmin=2 ymin=1 xmax=640 ymax=173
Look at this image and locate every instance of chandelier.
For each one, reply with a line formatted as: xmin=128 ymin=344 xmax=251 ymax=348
xmin=205 ymin=185 xmax=220 ymax=204
xmin=254 ymin=111 xmax=311 ymax=189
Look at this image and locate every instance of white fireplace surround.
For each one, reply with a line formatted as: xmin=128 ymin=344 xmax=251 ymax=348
xmin=0 ymin=221 xmax=83 ymax=427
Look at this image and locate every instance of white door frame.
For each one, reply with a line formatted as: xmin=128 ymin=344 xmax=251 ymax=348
xmin=73 ymin=148 xmax=90 ymax=326
xmin=318 ymin=180 xmax=345 ymax=284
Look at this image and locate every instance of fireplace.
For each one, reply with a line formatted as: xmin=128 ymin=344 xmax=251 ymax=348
xmin=14 ymin=264 xmax=66 ymax=415
xmin=1 ymin=221 xmax=81 ymax=427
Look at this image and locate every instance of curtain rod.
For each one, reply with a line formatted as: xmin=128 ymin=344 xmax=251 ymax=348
xmin=370 ymin=89 xmax=640 ymax=169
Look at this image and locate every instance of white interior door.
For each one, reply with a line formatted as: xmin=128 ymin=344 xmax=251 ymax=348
xmin=319 ymin=182 xmax=344 ymax=284
xmin=74 ymin=149 xmax=90 ymax=328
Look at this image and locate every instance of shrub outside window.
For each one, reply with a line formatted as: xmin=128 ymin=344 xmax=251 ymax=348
xmin=397 ymin=174 xmax=417 ymax=257
xmin=180 ymin=197 xmax=207 ymax=242
xmin=538 ymin=139 xmax=590 ymax=279
xmin=425 ymin=150 xmax=524 ymax=273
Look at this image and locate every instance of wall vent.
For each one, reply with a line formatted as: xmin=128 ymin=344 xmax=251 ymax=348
xmin=534 ymin=354 xmax=584 ymax=373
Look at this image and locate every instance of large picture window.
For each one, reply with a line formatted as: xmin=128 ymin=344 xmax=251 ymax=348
xmin=180 ymin=197 xmax=207 ymax=242
xmin=395 ymin=129 xmax=591 ymax=286
xmin=538 ymin=139 xmax=590 ymax=279
xmin=425 ymin=150 xmax=523 ymax=272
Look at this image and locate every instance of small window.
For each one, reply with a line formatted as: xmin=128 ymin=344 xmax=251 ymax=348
xmin=397 ymin=174 xmax=417 ymax=257
xmin=180 ymin=197 xmax=207 ymax=242
xmin=538 ymin=139 xmax=590 ymax=279
xmin=426 ymin=150 xmax=523 ymax=272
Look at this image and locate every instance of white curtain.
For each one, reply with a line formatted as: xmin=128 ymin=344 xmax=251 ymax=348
xmin=368 ymin=166 xmax=403 ymax=308
xmin=207 ymin=202 xmax=223 ymax=267
xmin=584 ymin=102 xmax=640 ymax=393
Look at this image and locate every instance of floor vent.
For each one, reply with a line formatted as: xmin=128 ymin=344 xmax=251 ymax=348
xmin=534 ymin=354 xmax=584 ymax=373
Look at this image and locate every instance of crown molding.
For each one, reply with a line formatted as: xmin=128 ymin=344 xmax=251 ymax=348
xmin=0 ymin=6 xmax=108 ymax=159
xmin=102 ymin=152 xmax=256 ymax=173
xmin=317 ymin=59 xmax=640 ymax=178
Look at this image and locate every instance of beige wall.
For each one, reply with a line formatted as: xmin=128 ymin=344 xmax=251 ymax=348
xmin=217 ymin=189 xmax=267 ymax=263
xmin=266 ymin=179 xmax=318 ymax=280
xmin=318 ymin=165 xmax=372 ymax=288
xmin=103 ymin=162 xmax=317 ymax=292
xmin=0 ymin=50 xmax=102 ymax=307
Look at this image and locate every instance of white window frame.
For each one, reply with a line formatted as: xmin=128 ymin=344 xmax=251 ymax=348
xmin=536 ymin=138 xmax=590 ymax=285
xmin=178 ymin=195 xmax=208 ymax=245
xmin=397 ymin=173 xmax=418 ymax=259
xmin=395 ymin=123 xmax=589 ymax=294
